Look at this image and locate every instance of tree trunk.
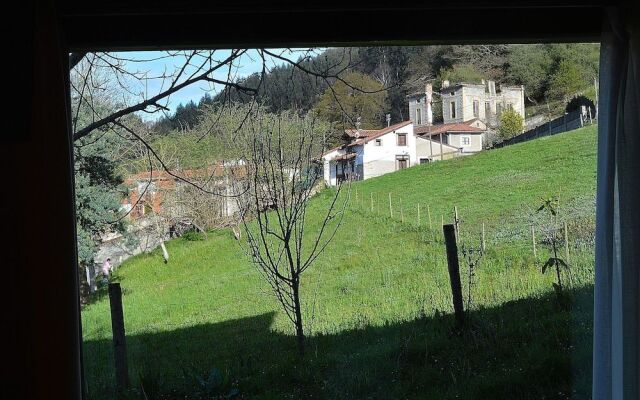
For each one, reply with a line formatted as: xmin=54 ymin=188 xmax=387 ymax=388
xmin=292 ymin=279 xmax=305 ymax=356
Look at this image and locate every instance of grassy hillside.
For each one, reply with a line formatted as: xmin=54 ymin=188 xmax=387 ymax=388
xmin=83 ymin=125 xmax=597 ymax=399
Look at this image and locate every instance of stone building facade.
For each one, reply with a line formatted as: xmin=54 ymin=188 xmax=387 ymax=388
xmin=408 ymin=80 xmax=525 ymax=129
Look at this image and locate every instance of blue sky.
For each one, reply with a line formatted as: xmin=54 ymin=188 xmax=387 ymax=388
xmin=111 ymin=49 xmax=316 ymax=121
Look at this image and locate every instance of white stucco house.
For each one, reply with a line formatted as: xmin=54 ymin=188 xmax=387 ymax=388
xmin=322 ymin=121 xmax=464 ymax=186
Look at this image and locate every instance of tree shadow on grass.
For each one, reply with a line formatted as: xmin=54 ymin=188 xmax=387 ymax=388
xmin=84 ymin=285 xmax=593 ymax=400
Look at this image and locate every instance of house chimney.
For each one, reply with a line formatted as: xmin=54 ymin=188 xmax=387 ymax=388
xmin=442 ymin=80 xmax=450 ymax=88
xmin=425 ymin=83 xmax=433 ymax=126
xmin=386 ymin=114 xmax=391 ymax=127
xmin=488 ymin=80 xmax=496 ymax=96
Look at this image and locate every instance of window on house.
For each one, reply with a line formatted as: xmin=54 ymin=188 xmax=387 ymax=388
xmin=485 ymin=101 xmax=491 ymax=117
xmin=375 ymin=138 xmax=382 ymax=146
xmin=416 ymin=108 xmax=422 ymax=125
xmin=461 ymin=136 xmax=471 ymax=146
xmin=419 ymin=158 xmax=430 ymax=164
xmin=473 ymin=100 xmax=479 ymax=117
xmin=507 ymin=102 xmax=514 ymax=110
xmin=397 ymin=133 xmax=407 ymax=146
xmin=450 ymin=101 xmax=457 ymax=119
xmin=497 ymin=103 xmax=503 ymax=116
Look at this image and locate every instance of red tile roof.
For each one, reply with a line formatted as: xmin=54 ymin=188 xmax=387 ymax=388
xmin=125 ymin=164 xmax=246 ymax=185
xmin=335 ymin=153 xmax=356 ymax=161
xmin=347 ymin=120 xmax=413 ymax=146
xmin=414 ymin=121 xmax=484 ymax=136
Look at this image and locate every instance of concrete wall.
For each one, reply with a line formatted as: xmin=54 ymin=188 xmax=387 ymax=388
xmin=415 ymin=136 xmax=460 ymax=161
xmin=323 ymin=148 xmax=342 ymax=186
xmin=447 ymin=133 xmax=484 ymax=153
xmin=408 ymin=94 xmax=428 ymax=126
xmin=441 ymin=86 xmax=467 ymax=123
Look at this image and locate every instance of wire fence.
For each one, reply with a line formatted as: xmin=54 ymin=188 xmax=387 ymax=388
xmin=493 ymin=108 xmax=596 ymax=148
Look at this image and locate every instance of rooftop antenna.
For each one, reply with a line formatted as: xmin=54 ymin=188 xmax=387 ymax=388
xmin=386 ymin=114 xmax=391 ymax=127
xmin=355 ymin=116 xmax=361 ymax=130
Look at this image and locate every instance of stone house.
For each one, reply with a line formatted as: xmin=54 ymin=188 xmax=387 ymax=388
xmin=439 ymin=80 xmax=525 ymax=127
xmin=408 ymin=80 xmax=525 ymax=152
xmin=410 ymin=80 xmax=525 ymax=128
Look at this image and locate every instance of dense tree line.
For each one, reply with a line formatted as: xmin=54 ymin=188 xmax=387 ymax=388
xmin=154 ymin=43 xmax=599 ymax=134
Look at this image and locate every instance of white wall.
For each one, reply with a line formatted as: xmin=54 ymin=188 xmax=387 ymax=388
xmin=447 ymin=133 xmax=483 ymax=153
xmin=416 ymin=136 xmax=461 ymax=162
xmin=361 ymin=124 xmax=417 ymax=179
xmin=323 ymin=148 xmax=342 ymax=186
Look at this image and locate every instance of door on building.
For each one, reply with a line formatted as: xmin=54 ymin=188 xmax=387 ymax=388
xmin=396 ymin=155 xmax=409 ymax=170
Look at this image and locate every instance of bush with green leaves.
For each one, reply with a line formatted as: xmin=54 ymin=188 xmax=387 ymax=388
xmin=498 ymin=108 xmax=524 ymax=140
xmin=182 ymin=229 xmax=205 ymax=241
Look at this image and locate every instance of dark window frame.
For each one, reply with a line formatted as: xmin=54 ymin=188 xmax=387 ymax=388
xmin=397 ymin=132 xmax=408 ymax=146
xmin=17 ymin=4 xmax=618 ymax=400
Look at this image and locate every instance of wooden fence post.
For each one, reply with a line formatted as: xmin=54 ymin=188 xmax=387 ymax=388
xmin=454 ymin=206 xmax=460 ymax=239
xmin=109 ymin=283 xmax=130 ymax=394
xmin=443 ymin=224 xmax=464 ymax=327
xmin=370 ymin=192 xmax=374 ymax=212
xmin=389 ymin=192 xmax=393 ymax=218
xmin=86 ymin=263 xmax=96 ymax=294
xmin=531 ymin=225 xmax=537 ymax=259
xmin=481 ymin=222 xmax=486 ymax=253
xmin=417 ymin=203 xmax=421 ymax=226
xmin=427 ymin=205 xmax=432 ymax=230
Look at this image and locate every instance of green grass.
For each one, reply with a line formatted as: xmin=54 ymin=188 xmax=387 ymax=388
xmin=83 ymin=125 xmax=597 ymax=399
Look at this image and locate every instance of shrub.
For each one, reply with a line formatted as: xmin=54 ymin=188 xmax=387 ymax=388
xmin=182 ymin=229 xmax=204 ymax=241
xmin=498 ymin=108 xmax=524 ymax=140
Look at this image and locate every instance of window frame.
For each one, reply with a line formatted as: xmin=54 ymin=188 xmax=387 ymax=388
xmin=396 ymin=132 xmax=408 ymax=146
xmin=21 ymin=4 xmax=615 ymax=400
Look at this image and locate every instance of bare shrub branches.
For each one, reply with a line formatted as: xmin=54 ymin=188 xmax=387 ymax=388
xmin=230 ymin=110 xmax=348 ymax=355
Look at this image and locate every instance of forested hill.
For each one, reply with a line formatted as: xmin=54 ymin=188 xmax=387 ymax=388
xmin=154 ymin=44 xmax=599 ymax=134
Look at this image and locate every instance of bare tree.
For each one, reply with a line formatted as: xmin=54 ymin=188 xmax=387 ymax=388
xmin=69 ymin=49 xmax=376 ymax=197
xmin=231 ymin=110 xmax=348 ymax=356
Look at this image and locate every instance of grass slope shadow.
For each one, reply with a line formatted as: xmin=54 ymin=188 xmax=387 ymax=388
xmin=84 ymin=285 xmax=594 ymax=400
